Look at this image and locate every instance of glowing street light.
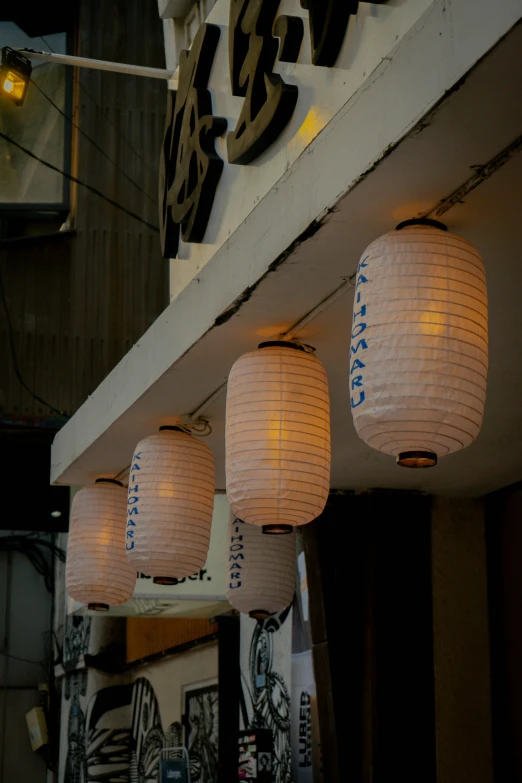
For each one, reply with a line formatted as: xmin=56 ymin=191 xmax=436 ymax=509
xmin=0 ymin=47 xmax=32 ymax=106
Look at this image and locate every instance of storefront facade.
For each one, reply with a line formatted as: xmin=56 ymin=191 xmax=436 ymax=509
xmin=52 ymin=1 xmax=522 ymax=780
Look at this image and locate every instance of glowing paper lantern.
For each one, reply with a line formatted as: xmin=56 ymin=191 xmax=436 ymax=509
xmin=226 ymin=341 xmax=331 ymax=534
xmin=226 ymin=516 xmax=296 ymax=619
xmin=125 ymin=427 xmax=215 ymax=583
xmin=66 ymin=479 xmax=136 ymax=611
xmin=350 ymin=220 xmax=488 ymax=467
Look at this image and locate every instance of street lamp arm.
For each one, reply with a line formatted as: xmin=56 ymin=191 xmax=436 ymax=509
xmin=19 ymin=49 xmax=176 ymax=83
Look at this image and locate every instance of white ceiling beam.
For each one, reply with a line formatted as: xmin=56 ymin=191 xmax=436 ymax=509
xmin=158 ymin=0 xmax=193 ymax=19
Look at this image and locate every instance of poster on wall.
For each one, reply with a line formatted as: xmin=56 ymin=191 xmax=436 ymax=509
xmin=240 ymin=607 xmax=293 ymax=783
xmin=291 ymin=650 xmax=322 ymax=783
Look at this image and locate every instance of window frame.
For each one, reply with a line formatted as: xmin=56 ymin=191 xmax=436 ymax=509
xmin=0 ymin=29 xmax=74 ymax=219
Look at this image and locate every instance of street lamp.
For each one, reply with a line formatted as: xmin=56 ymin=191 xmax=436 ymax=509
xmin=0 ymin=47 xmax=32 ymax=106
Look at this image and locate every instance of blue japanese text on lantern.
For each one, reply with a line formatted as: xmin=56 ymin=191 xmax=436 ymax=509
xmin=126 ymin=452 xmax=142 ymax=551
xmin=228 ymin=518 xmax=245 ymax=590
xmin=351 ymin=255 xmax=369 ymax=409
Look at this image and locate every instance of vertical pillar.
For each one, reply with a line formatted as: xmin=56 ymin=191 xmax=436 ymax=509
xmin=431 ymin=498 xmax=493 ymax=783
xmin=217 ymin=615 xmax=240 ymax=783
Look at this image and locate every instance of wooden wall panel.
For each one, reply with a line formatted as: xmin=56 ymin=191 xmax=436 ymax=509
xmin=126 ymin=617 xmax=218 ymax=663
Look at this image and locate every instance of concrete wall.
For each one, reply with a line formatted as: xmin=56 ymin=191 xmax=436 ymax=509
xmin=0 ymin=536 xmax=54 ymax=783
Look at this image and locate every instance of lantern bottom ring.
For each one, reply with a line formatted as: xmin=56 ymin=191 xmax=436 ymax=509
xmin=262 ymin=524 xmax=294 ymax=535
xmin=249 ymin=610 xmax=271 ymax=620
xmin=88 ymin=603 xmax=110 ymax=612
xmin=397 ymin=451 xmax=438 ymax=469
xmin=153 ymin=576 xmax=179 ymax=586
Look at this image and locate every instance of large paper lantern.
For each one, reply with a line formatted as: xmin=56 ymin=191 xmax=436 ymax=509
xmin=126 ymin=426 xmax=215 ymax=584
xmin=350 ymin=219 xmax=488 ymax=467
xmin=226 ymin=341 xmax=331 ymax=534
xmin=226 ymin=516 xmax=296 ymax=619
xmin=66 ymin=479 xmax=136 ymax=611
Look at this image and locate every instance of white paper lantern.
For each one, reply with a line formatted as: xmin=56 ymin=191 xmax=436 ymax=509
xmin=66 ymin=479 xmax=136 ymax=611
xmin=226 ymin=516 xmax=296 ymax=619
xmin=125 ymin=427 xmax=215 ymax=583
xmin=350 ymin=220 xmax=488 ymax=467
xmin=226 ymin=342 xmax=331 ymax=533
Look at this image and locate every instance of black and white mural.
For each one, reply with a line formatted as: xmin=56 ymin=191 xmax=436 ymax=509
xmin=240 ymin=607 xmax=293 ymax=783
xmin=61 ymin=632 xmax=219 ymax=783
xmin=183 ymin=683 xmax=219 ymax=783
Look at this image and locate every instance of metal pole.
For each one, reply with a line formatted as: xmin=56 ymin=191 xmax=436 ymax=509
xmin=19 ymin=49 xmax=176 ymax=82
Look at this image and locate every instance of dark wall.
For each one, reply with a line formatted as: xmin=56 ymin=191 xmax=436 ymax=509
xmin=0 ymin=0 xmax=168 ymax=420
xmin=486 ymin=483 xmax=522 ymax=782
xmin=303 ymin=491 xmax=436 ymax=783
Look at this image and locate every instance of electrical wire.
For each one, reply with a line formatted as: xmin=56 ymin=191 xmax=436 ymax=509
xmin=40 ymin=35 xmax=157 ymax=176
xmin=0 ymin=535 xmax=65 ymax=594
xmin=0 ymin=131 xmax=160 ymax=233
xmin=0 ymin=264 xmax=68 ymax=417
xmin=0 ymin=651 xmax=45 ymax=667
xmin=30 ymin=77 xmax=157 ymax=205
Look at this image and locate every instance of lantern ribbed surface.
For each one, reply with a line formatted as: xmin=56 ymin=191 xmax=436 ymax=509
xmin=66 ymin=480 xmax=136 ymax=608
xmin=226 ymin=516 xmax=296 ymax=618
xmin=225 ymin=343 xmax=331 ymax=529
xmin=126 ymin=428 xmax=215 ymax=579
xmin=350 ymin=224 xmax=488 ymax=461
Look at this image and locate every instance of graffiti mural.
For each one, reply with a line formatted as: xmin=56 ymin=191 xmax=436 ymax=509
xmin=183 ymin=684 xmax=219 ymax=783
xmin=240 ymin=607 xmax=293 ymax=783
xmin=61 ymin=675 xmax=217 ymax=782
xmin=64 ymin=670 xmax=89 ymax=782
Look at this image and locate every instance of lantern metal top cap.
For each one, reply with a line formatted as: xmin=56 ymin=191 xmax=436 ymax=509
xmin=258 ymin=340 xmax=306 ymax=352
xmin=396 ymin=218 xmax=447 ymax=232
xmin=258 ymin=340 xmax=316 ymax=354
xmin=95 ymin=477 xmax=123 ymax=487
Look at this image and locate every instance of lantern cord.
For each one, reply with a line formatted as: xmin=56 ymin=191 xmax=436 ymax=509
xmin=190 ymin=275 xmax=356 ymax=420
xmin=281 ymin=275 xmax=355 ymax=340
xmin=0 ymin=265 xmax=69 ymax=418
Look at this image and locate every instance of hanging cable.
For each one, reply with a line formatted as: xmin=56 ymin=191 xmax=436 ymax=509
xmin=0 ymin=264 xmax=69 ymax=417
xmin=30 ymin=77 xmax=157 ymax=205
xmin=0 ymin=535 xmax=65 ymax=594
xmin=40 ymin=35 xmax=157 ymax=175
xmin=0 ymin=131 xmax=160 ymax=233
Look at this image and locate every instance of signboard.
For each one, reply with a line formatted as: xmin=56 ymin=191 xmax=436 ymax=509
xmin=291 ymin=651 xmax=322 ymax=783
xmin=160 ymin=758 xmax=189 ymax=782
xmin=68 ymin=495 xmax=231 ymax=618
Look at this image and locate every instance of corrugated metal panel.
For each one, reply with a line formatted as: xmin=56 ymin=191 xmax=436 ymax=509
xmin=0 ymin=0 xmax=168 ymax=419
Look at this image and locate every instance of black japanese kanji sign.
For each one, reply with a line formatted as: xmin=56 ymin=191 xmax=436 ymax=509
xmin=301 ymin=0 xmax=356 ymax=67
xmin=227 ymin=0 xmax=302 ymax=165
xmin=301 ymin=0 xmax=389 ymax=67
xmin=159 ymin=1 xmax=391 ymax=256
xmin=159 ymin=23 xmax=227 ymax=259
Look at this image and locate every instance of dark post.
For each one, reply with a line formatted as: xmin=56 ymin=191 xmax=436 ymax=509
xmin=218 ymin=614 xmax=241 ymax=783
